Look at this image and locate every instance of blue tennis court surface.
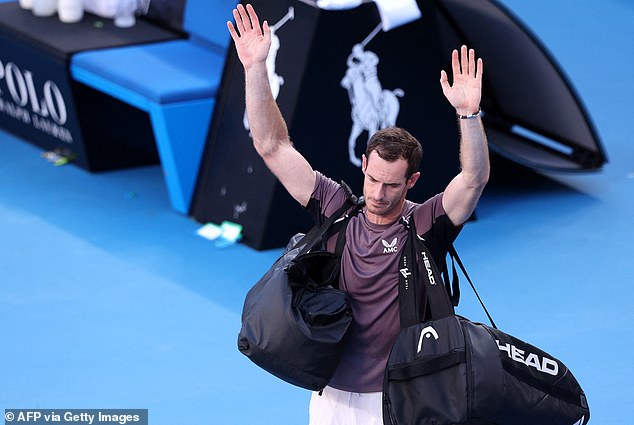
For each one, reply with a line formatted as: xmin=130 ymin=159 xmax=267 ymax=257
xmin=1 ymin=0 xmax=632 ymax=423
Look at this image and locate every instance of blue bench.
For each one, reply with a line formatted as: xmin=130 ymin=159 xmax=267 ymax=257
xmin=71 ymin=0 xmax=235 ymax=213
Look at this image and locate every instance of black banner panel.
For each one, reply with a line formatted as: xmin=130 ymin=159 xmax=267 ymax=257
xmin=0 ymin=2 xmax=179 ymax=171
xmin=0 ymin=29 xmax=87 ymax=163
xmin=192 ymin=0 xmax=461 ymax=250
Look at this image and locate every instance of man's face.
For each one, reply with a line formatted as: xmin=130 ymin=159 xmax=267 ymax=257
xmin=362 ymin=151 xmax=419 ymax=222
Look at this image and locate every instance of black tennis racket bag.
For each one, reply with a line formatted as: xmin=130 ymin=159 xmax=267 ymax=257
xmin=382 ymin=217 xmax=589 ymax=425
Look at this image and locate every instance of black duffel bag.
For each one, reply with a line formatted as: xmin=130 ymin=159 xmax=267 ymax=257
xmin=238 ymin=190 xmax=363 ymax=391
xmin=383 ymin=217 xmax=589 ymax=425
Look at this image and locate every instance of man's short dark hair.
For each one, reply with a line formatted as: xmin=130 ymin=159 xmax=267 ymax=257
xmin=366 ymin=127 xmax=423 ymax=178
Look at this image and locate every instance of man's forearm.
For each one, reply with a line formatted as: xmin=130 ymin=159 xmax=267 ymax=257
xmin=457 ymin=114 xmax=489 ymax=189
xmin=244 ymin=63 xmax=290 ymax=157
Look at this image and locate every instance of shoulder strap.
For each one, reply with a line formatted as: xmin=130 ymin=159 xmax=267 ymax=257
xmin=397 ymin=217 xmax=498 ymax=329
xmin=333 ymin=204 xmax=363 ymax=256
xmin=296 ymin=180 xmax=364 ymax=256
xmin=397 ymin=217 xmax=420 ymax=328
xmin=441 ymin=250 xmax=461 ymax=307
xmin=397 ymin=216 xmax=454 ymax=328
xmin=295 ymin=200 xmax=352 ymax=256
xmin=447 ymin=245 xmax=497 ymax=329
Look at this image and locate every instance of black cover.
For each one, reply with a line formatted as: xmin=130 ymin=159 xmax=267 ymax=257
xmin=238 ymin=194 xmax=361 ymax=390
xmin=382 ymin=218 xmax=589 ymax=425
xmin=434 ymin=0 xmax=606 ymax=171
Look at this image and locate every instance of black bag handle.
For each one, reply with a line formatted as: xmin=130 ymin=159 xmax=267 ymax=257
xmin=397 ymin=216 xmax=420 ymax=327
xmin=397 ymin=214 xmax=498 ymax=330
xmin=397 ymin=216 xmax=454 ymax=328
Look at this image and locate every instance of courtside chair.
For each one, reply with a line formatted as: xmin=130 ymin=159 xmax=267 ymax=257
xmin=71 ymin=0 xmax=234 ymax=213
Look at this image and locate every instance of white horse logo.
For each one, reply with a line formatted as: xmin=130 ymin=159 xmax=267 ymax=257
xmin=341 ymin=24 xmax=404 ymax=167
xmin=243 ymin=7 xmax=295 ymax=132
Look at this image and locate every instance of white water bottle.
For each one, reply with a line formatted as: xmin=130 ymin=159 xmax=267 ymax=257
xmin=114 ymin=0 xmax=137 ymax=28
xmin=32 ymin=0 xmax=57 ymax=17
xmin=58 ymin=0 xmax=83 ymax=23
xmin=19 ymin=0 xmax=34 ymax=10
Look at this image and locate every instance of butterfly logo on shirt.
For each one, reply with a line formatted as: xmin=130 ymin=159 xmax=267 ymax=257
xmin=382 ymin=237 xmax=398 ymax=254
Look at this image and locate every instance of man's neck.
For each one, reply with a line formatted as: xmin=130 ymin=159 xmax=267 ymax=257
xmin=365 ymin=203 xmax=406 ymax=226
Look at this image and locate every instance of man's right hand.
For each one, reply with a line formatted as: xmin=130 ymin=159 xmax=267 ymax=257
xmin=227 ymin=3 xmax=316 ymax=208
xmin=227 ymin=4 xmax=271 ymax=71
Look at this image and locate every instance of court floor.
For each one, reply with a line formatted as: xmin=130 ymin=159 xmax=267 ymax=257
xmin=1 ymin=0 xmax=633 ymax=423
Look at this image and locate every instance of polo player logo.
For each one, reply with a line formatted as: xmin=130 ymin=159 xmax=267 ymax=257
xmin=243 ymin=7 xmax=294 ymax=133
xmin=341 ymin=24 xmax=404 ymax=167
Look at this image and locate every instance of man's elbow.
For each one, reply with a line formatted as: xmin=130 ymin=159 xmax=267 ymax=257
xmin=253 ymin=137 xmax=281 ymax=158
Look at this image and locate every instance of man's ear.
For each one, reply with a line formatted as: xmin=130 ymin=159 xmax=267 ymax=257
xmin=408 ymin=172 xmax=421 ymax=189
xmin=361 ymin=154 xmax=367 ymax=173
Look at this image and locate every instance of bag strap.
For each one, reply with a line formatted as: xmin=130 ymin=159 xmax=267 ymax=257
xmin=441 ymin=249 xmax=461 ymax=307
xmin=296 ymin=181 xmax=364 ymax=256
xmin=330 ymin=202 xmax=365 ymax=293
xmin=296 ymin=201 xmax=351 ymax=256
xmin=398 ymin=216 xmax=454 ymax=328
xmin=447 ymin=245 xmax=497 ymax=329
xmin=333 ymin=182 xmax=365 ymax=256
xmin=397 ymin=216 xmax=420 ymax=327
xmin=396 ymin=214 xmax=498 ymax=330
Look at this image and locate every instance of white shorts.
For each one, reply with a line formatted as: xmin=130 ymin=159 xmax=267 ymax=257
xmin=308 ymin=386 xmax=383 ymax=425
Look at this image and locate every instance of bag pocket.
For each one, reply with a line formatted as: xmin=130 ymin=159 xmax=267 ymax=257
xmin=386 ymin=350 xmax=468 ymax=425
xmin=293 ymin=286 xmax=351 ymax=327
xmin=384 ymin=316 xmax=470 ymax=425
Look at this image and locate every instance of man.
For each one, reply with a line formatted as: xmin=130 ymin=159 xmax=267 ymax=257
xmin=228 ymin=4 xmax=489 ymax=424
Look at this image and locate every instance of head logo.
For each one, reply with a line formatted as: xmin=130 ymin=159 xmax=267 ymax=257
xmin=417 ymin=326 xmax=439 ymax=353
xmin=420 ymin=251 xmax=436 ymax=285
xmin=496 ymin=340 xmax=559 ymax=376
xmin=382 ymin=237 xmax=398 ymax=254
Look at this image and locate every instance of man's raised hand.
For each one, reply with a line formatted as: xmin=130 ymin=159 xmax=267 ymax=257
xmin=440 ymin=45 xmax=483 ymax=117
xmin=227 ymin=4 xmax=271 ymax=70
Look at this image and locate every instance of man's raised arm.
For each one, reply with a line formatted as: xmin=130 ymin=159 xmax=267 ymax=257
xmin=228 ymin=4 xmax=315 ymax=207
xmin=439 ymin=46 xmax=490 ymax=226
